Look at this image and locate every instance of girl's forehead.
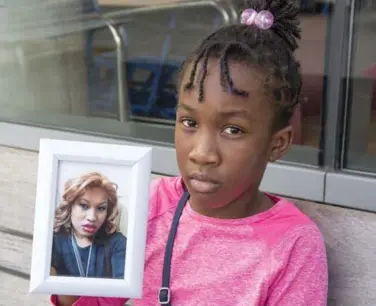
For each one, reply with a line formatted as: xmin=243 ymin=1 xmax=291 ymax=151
xmin=180 ymin=61 xmax=271 ymax=114
xmin=181 ymin=58 xmax=267 ymax=96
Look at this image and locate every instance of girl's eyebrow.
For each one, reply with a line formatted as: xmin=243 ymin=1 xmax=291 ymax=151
xmin=177 ymin=103 xmax=194 ymax=112
xmin=178 ymin=103 xmax=253 ymax=121
xmin=217 ymin=110 xmax=254 ymax=121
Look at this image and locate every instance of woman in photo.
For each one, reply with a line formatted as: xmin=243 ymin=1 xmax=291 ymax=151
xmin=50 ymin=171 xmax=127 ymax=279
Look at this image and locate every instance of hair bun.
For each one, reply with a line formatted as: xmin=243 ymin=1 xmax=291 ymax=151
xmin=242 ymin=0 xmax=301 ymax=51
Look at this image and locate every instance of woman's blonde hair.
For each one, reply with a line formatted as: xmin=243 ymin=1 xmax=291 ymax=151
xmin=54 ymin=171 xmax=120 ymax=236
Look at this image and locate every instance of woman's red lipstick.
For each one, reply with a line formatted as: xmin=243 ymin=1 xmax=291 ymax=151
xmin=82 ymin=224 xmax=97 ymax=234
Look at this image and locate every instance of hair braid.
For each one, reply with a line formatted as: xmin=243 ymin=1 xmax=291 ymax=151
xmin=179 ymin=0 xmax=303 ymax=130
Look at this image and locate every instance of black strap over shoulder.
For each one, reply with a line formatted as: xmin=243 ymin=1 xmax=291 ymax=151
xmin=158 ymin=191 xmax=190 ymax=305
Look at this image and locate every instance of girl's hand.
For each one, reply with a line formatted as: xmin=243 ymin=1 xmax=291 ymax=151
xmin=50 ymin=266 xmax=79 ymax=306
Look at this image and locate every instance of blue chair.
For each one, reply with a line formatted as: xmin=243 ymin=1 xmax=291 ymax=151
xmin=86 ymin=3 xmax=222 ymax=120
xmin=321 ymin=1 xmax=330 ymax=15
xmin=87 ymin=11 xmax=178 ymax=118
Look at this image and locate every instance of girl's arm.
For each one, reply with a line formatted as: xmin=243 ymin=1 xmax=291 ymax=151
xmin=50 ymin=295 xmax=127 ymax=306
xmin=265 ymin=227 xmax=328 ymax=306
xmin=50 ymin=268 xmax=127 ymax=306
xmin=50 ymin=268 xmax=128 ymax=305
xmin=50 ymin=267 xmax=128 ymax=306
xmin=51 ymin=234 xmax=65 ymax=274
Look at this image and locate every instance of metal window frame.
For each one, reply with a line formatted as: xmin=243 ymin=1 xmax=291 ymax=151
xmin=323 ymin=0 xmax=376 ymax=213
xmin=321 ymin=0 xmax=352 ymax=170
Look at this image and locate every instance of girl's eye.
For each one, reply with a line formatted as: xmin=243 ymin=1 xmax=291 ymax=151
xmin=181 ymin=118 xmax=197 ymax=128
xmin=223 ymin=126 xmax=244 ymax=135
xmin=79 ymin=203 xmax=88 ymax=210
xmin=98 ymin=206 xmax=107 ymax=212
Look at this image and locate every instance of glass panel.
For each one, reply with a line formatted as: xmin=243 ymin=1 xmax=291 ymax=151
xmin=281 ymin=1 xmax=330 ymax=165
xmin=343 ymin=0 xmax=376 ymax=173
xmin=0 ymin=0 xmax=226 ymax=148
xmin=0 ymin=0 xmax=331 ymax=166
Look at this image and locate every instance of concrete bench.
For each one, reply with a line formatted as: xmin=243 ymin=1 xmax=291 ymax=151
xmin=0 ymin=145 xmax=375 ymax=305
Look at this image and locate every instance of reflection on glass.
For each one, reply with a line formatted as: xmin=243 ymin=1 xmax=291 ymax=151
xmin=89 ymin=3 xmax=224 ymax=124
xmin=295 ymin=8 xmax=328 ymax=149
xmin=0 ymin=1 xmax=331 ymax=163
xmin=344 ymin=1 xmax=376 ymax=173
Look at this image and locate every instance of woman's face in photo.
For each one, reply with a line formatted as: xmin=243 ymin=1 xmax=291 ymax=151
xmin=70 ymin=187 xmax=109 ymax=238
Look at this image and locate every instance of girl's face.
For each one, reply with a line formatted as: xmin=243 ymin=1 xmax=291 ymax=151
xmin=70 ymin=187 xmax=109 ymax=238
xmin=175 ymin=59 xmax=292 ymax=217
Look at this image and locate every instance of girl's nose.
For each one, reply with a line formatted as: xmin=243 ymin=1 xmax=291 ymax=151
xmin=188 ymin=132 xmax=220 ymax=166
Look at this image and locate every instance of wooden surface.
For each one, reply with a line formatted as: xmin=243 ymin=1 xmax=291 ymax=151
xmin=0 ymin=272 xmax=50 ymax=306
xmin=1 ymin=145 xmax=376 ymax=305
xmin=0 ymin=146 xmax=57 ymax=305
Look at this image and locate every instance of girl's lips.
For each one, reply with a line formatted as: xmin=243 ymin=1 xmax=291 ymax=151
xmin=189 ymin=179 xmax=220 ymax=194
xmin=188 ymin=172 xmax=221 ymax=194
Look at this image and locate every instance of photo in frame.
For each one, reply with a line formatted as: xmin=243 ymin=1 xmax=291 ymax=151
xmin=29 ymin=138 xmax=152 ymax=298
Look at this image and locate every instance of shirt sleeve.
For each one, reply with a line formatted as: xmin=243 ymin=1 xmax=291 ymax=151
xmin=51 ymin=235 xmax=61 ymax=270
xmin=111 ymin=233 xmax=127 ymax=279
xmin=265 ymin=226 xmax=328 ymax=306
xmin=51 ymin=234 xmax=68 ymax=275
xmin=50 ymin=295 xmax=128 ymax=306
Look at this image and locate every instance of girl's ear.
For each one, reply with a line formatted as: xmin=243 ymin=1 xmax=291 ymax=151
xmin=268 ymin=125 xmax=293 ymax=162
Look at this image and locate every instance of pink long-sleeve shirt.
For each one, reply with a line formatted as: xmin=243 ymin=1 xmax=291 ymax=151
xmin=51 ymin=176 xmax=328 ymax=306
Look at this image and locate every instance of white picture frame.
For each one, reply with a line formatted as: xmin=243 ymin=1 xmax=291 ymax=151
xmin=29 ymin=138 xmax=152 ymax=299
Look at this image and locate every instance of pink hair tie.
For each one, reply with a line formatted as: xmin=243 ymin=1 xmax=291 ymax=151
xmin=240 ymin=9 xmax=274 ymax=30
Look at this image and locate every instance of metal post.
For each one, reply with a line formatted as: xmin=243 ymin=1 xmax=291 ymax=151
xmin=104 ymin=21 xmax=128 ymax=122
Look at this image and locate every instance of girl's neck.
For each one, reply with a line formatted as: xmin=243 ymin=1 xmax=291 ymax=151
xmin=190 ymin=190 xmax=274 ymax=219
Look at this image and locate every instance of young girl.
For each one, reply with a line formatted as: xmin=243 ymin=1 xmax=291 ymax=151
xmin=51 ymin=0 xmax=328 ymax=304
xmin=51 ymin=171 xmax=127 ymax=279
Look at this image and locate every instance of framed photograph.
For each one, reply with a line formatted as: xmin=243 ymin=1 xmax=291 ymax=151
xmin=29 ymin=138 xmax=152 ymax=298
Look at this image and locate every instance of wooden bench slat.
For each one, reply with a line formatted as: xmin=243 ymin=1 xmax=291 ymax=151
xmin=0 ymin=231 xmax=32 ymax=276
xmin=0 ymin=147 xmax=38 ymax=234
xmin=0 ymin=271 xmax=50 ymax=305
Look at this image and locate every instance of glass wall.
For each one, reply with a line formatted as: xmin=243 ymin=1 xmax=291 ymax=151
xmin=2 ymin=0 xmax=376 ymax=208
xmin=343 ymin=0 xmax=376 ymax=174
xmin=287 ymin=1 xmax=329 ymax=165
xmin=0 ymin=0 xmax=331 ymax=166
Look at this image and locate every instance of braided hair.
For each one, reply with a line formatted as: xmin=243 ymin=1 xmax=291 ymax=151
xmin=179 ymin=0 xmax=302 ymax=131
